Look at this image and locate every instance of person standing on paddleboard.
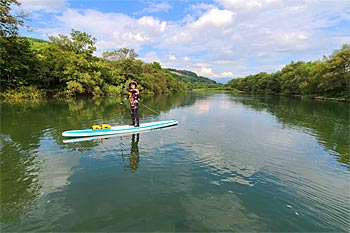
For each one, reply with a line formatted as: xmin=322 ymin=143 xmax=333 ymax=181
xmin=121 ymin=81 xmax=140 ymax=127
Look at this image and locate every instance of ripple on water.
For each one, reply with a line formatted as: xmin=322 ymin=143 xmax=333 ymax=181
xmin=262 ymin=161 xmax=350 ymax=232
xmin=183 ymin=143 xmax=261 ymax=187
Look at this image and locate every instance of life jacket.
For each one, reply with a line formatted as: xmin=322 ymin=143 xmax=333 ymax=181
xmin=128 ymin=88 xmax=139 ymax=102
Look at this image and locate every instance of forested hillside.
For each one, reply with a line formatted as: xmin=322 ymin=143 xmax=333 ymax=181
xmin=226 ymin=45 xmax=350 ymax=99
xmin=167 ymin=69 xmax=221 ymax=89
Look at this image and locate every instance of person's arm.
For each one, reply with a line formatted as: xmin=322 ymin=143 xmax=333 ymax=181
xmin=120 ymin=87 xmax=131 ymax=104
xmin=126 ymin=88 xmax=137 ymax=93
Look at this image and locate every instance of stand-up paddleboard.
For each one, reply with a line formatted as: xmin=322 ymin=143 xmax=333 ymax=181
xmin=63 ymin=124 xmax=177 ymax=143
xmin=62 ymin=120 xmax=178 ymax=138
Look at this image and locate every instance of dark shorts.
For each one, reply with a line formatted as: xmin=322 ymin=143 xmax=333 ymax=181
xmin=130 ymin=102 xmax=138 ymax=110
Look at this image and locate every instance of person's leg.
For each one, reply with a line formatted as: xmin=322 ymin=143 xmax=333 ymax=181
xmin=130 ymin=108 xmax=135 ymax=125
xmin=134 ymin=108 xmax=139 ymax=127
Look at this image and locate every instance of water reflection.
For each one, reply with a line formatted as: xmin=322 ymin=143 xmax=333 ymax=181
xmin=1 ymin=93 xmax=349 ymax=232
xmin=179 ymin=193 xmax=266 ymax=231
xmin=129 ymin=134 xmax=140 ymax=172
xmin=0 ymin=92 xmax=201 ymax=147
xmin=0 ymin=135 xmax=42 ymax=224
xmin=231 ymin=94 xmax=350 ymax=166
xmin=168 ymin=93 xmax=349 ymax=231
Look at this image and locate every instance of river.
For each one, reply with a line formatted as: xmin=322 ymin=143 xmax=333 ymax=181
xmin=1 ymin=92 xmax=349 ymax=232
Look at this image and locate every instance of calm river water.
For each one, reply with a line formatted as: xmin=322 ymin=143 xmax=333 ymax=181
xmin=1 ymin=93 xmax=349 ymax=232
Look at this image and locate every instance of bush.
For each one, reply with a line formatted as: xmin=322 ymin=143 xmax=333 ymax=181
xmin=64 ymin=81 xmax=84 ymax=96
xmin=0 ymin=85 xmax=44 ymax=100
xmin=102 ymin=84 xmax=121 ymax=96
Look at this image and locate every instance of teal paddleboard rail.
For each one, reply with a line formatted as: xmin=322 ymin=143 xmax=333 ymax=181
xmin=62 ymin=120 xmax=178 ymax=138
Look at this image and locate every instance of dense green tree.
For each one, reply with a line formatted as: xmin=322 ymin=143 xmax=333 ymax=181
xmin=226 ymin=45 xmax=349 ymax=99
xmin=319 ymin=44 xmax=350 ymax=96
xmin=0 ymin=37 xmax=38 ymax=89
xmin=279 ymin=61 xmax=311 ymax=94
xmin=48 ymin=29 xmax=96 ymax=56
xmin=0 ymin=0 xmax=33 ymax=91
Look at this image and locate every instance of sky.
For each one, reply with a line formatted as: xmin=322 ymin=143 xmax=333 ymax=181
xmin=17 ymin=0 xmax=350 ymax=83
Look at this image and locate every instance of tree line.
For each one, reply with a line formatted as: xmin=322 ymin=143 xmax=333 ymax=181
xmin=0 ymin=30 xmax=185 ymax=99
xmin=226 ymin=45 xmax=350 ymax=99
xmin=0 ymin=0 xmax=185 ymax=99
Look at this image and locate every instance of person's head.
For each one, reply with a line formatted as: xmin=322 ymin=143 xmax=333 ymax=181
xmin=129 ymin=81 xmax=137 ymax=89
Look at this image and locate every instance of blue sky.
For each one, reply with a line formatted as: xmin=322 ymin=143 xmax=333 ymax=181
xmin=17 ymin=0 xmax=350 ymax=82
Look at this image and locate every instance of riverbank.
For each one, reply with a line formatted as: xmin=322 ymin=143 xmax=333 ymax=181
xmin=217 ymin=89 xmax=350 ymax=103
xmin=2 ymin=88 xmax=349 ymax=104
xmin=285 ymin=94 xmax=350 ymax=103
xmin=312 ymin=96 xmax=350 ymax=103
xmin=229 ymin=89 xmax=350 ymax=103
xmin=0 ymin=85 xmax=176 ymax=101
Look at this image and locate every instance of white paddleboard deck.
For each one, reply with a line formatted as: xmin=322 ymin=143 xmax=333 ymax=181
xmin=62 ymin=120 xmax=178 ymax=138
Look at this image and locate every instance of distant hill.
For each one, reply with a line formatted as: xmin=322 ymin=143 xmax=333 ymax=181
xmin=27 ymin=37 xmax=49 ymax=43
xmin=214 ymin=77 xmax=232 ymax=84
xmin=166 ymin=68 xmax=222 ymax=89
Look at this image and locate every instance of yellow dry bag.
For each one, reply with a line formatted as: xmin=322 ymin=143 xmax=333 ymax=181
xmin=101 ymin=124 xmax=111 ymax=129
xmin=91 ymin=125 xmax=101 ymax=130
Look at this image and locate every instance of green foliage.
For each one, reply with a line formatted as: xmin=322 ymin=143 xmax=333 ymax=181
xmin=102 ymin=84 xmax=122 ymax=96
xmin=319 ymin=44 xmax=350 ymax=96
xmin=0 ymin=29 xmax=185 ymax=98
xmin=48 ymin=29 xmax=96 ymax=56
xmin=64 ymin=80 xmax=84 ymax=97
xmin=0 ymin=85 xmax=44 ymax=100
xmin=0 ymin=36 xmax=39 ymax=88
xmin=226 ymin=45 xmax=350 ymax=99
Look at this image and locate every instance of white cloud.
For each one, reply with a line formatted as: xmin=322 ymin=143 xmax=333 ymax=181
xmin=25 ymin=0 xmax=350 ymax=79
xmin=215 ymin=0 xmax=280 ymax=10
xmin=40 ymin=9 xmax=167 ymax=51
xmin=194 ymin=64 xmax=215 ymax=77
xmin=183 ymin=57 xmax=190 ymax=62
xmin=192 ymin=63 xmax=234 ymax=79
xmin=254 ymin=64 xmax=286 ymax=74
xmin=190 ymin=3 xmax=216 ymax=11
xmin=169 ymin=54 xmax=177 ymax=61
xmin=220 ymin=71 xmax=234 ymax=77
xmin=335 ymin=36 xmax=350 ymax=45
xmin=144 ymin=0 xmax=348 ymax=77
xmin=219 ymin=60 xmax=232 ymax=66
xmin=190 ymin=8 xmax=235 ymax=28
xmin=138 ymin=16 xmax=167 ymax=32
xmin=142 ymin=51 xmax=161 ymax=64
xmin=162 ymin=8 xmax=236 ymax=55
xmin=139 ymin=1 xmax=172 ymax=14
xmin=20 ymin=0 xmax=67 ymax=12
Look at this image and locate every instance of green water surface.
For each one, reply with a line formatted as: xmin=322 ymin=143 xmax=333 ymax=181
xmin=1 ymin=93 xmax=349 ymax=232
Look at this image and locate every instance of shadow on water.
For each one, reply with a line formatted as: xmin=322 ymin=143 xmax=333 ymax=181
xmin=231 ymin=94 xmax=349 ymax=166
